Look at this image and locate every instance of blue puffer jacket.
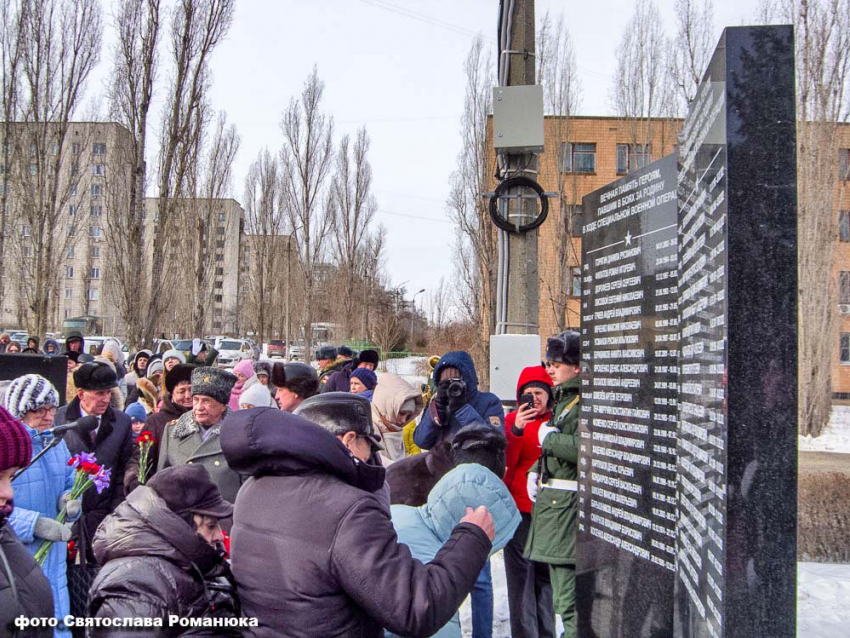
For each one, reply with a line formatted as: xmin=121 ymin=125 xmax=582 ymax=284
xmin=9 ymin=426 xmax=78 ymax=638
xmin=413 ymin=351 xmax=505 ymax=450
xmin=388 ymin=463 xmax=521 ymax=638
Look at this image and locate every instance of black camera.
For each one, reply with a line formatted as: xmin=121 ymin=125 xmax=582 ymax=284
xmin=447 ymin=379 xmax=466 ymax=399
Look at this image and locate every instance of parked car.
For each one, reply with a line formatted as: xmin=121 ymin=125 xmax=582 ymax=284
xmin=267 ymin=340 xmax=287 ymax=359
xmin=83 ymin=336 xmax=125 ymax=356
xmin=288 ymin=340 xmax=307 ymax=361
xmin=216 ymin=339 xmax=254 ymax=368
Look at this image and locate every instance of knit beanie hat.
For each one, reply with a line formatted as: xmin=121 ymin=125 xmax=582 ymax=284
xmin=0 ymin=405 xmax=32 ymax=472
xmin=233 ymin=359 xmax=255 ymax=379
xmin=239 ymin=383 xmax=275 ymax=408
xmin=147 ymin=358 xmax=164 ymax=378
xmin=125 ymin=402 xmax=148 ymax=423
xmin=350 ymin=368 xmax=378 ymax=390
xmin=2 ymin=374 xmax=60 ymax=420
xmin=162 ymin=349 xmax=186 ymax=365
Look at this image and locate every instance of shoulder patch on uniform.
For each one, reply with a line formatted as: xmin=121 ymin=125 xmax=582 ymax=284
xmin=489 ymin=416 xmax=501 ymax=427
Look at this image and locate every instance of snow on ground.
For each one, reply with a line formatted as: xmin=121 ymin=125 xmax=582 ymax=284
xmin=383 ymin=356 xmax=428 ymax=389
xmin=798 ymin=562 xmax=850 ymax=637
xmin=455 ymin=558 xmax=850 ymax=637
xmin=800 ymin=405 xmax=850 ymax=454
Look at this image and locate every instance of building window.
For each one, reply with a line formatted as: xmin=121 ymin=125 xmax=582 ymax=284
xmin=215 ymin=267 xmax=223 ymax=275
xmin=66 ymin=247 xmax=74 ymax=259
xmin=65 ymin=288 xmax=72 ymax=299
xmin=21 ymin=224 xmax=30 ymax=237
xmin=64 ymin=309 xmax=70 ymax=319
xmin=216 ymin=240 xmax=225 ymax=248
xmin=840 ymin=149 xmax=850 ymax=181
xmin=91 ymin=267 xmax=100 ymax=279
xmin=29 ymin=163 xmax=37 ymax=175
xmin=842 ymin=333 xmax=850 ymax=364
xmin=71 ymin=142 xmax=81 ymax=155
xmin=92 ymin=246 xmax=100 ymax=258
xmin=91 ymin=184 xmax=102 ymax=196
xmin=214 ymin=281 xmax=222 ymax=290
xmin=68 ymin=205 xmax=77 ymax=217
xmin=93 ymin=143 xmax=106 ymax=155
xmin=214 ymin=294 xmax=223 ymax=302
xmin=215 ymin=255 xmax=223 ymax=262
xmin=213 ymin=321 xmax=222 ymax=329
xmin=66 ymin=266 xmax=74 ymax=278
xmin=840 ymin=212 xmax=850 ymax=242
xmin=51 ymin=142 xmax=59 ymax=156
xmin=841 ymin=271 xmax=850 ymax=303
xmin=218 ymin=212 xmax=226 ymax=221
xmin=70 ymin=163 xmax=78 ymax=176
xmin=571 ymin=266 xmax=582 ymax=297
xmin=90 ymin=206 xmax=102 ymax=217
xmin=69 ymin=184 xmax=77 ymax=195
xmin=217 ymin=226 xmax=225 ymax=234
xmin=24 ymin=246 xmax=32 ymax=257
xmin=89 ymin=225 xmax=101 ymax=238
xmin=616 ymin=144 xmax=652 ymax=175
xmin=91 ymin=164 xmax=104 ymax=176
xmin=88 ymin=289 xmax=99 ymax=301
xmin=560 ymin=143 xmax=596 ymax=174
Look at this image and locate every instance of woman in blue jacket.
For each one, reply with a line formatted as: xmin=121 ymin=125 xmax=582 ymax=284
xmin=4 ymin=375 xmax=81 ymax=638
xmin=389 ymin=427 xmax=520 ymax=638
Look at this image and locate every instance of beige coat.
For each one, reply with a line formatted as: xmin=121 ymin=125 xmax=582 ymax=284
xmin=371 ymin=374 xmax=424 ymax=463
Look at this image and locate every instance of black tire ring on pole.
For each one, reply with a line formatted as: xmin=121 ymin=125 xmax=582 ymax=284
xmin=488 ymin=176 xmax=549 ymax=233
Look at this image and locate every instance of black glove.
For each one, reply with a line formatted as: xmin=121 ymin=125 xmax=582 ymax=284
xmin=433 ymin=383 xmax=450 ymax=426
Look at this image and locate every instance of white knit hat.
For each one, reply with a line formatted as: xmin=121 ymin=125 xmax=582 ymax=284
xmin=239 ymin=383 xmax=275 ymax=409
xmin=3 ymin=374 xmax=59 ymax=419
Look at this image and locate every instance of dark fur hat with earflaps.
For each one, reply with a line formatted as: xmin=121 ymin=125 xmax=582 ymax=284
xmin=545 ymin=331 xmax=581 ymax=365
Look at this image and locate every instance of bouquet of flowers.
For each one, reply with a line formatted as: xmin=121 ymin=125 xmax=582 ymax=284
xmin=34 ymin=452 xmax=110 ymax=566
xmin=136 ymin=430 xmax=157 ymax=485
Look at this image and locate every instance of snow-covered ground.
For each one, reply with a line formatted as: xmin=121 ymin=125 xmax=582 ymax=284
xmin=800 ymin=405 xmax=850 ymax=454
xmin=456 ymin=556 xmax=850 ymax=637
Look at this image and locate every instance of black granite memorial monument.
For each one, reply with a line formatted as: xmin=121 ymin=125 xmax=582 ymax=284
xmin=576 ymin=25 xmax=797 ymax=638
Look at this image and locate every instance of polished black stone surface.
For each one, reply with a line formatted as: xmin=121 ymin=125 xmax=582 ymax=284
xmin=575 ymin=25 xmax=797 ymax=638
xmin=674 ymin=25 xmax=797 ymax=638
xmin=578 ymin=154 xmax=679 ymax=638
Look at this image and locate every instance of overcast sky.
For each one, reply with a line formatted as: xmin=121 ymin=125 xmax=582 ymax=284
xmin=95 ymin=0 xmax=763 ymax=310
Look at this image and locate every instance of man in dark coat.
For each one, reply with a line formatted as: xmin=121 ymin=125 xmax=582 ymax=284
xmin=221 ymin=406 xmax=496 ymax=638
xmin=323 ymin=349 xmax=380 ymax=393
xmin=87 ymin=465 xmax=239 ymax=636
xmin=124 ymin=364 xmax=194 ymax=493
xmin=63 ymin=331 xmax=84 ymax=355
xmin=0 ymin=406 xmax=54 ymax=637
xmin=54 ymin=363 xmax=134 ymax=562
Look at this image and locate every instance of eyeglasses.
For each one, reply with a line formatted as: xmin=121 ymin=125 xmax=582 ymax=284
xmin=32 ymin=406 xmax=56 ymax=417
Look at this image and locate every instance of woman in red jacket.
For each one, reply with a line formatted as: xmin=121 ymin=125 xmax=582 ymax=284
xmin=503 ymin=366 xmax=556 ymax=638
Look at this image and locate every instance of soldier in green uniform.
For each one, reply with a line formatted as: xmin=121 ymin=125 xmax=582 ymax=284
xmin=525 ymin=331 xmax=581 ymax=638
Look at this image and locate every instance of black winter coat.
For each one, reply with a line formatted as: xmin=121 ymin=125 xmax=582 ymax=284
xmin=221 ymin=407 xmax=492 ymax=638
xmin=55 ymin=399 xmax=134 ymax=561
xmin=87 ymin=487 xmax=239 ymax=638
xmin=0 ymin=521 xmax=54 ymax=638
xmin=321 ymin=361 xmax=355 ymax=393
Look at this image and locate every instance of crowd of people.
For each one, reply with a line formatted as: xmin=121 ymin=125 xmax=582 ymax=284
xmin=0 ymin=329 xmax=583 ymax=638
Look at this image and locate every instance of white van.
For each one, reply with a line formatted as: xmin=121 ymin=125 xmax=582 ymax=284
xmin=216 ymin=339 xmax=254 ymax=368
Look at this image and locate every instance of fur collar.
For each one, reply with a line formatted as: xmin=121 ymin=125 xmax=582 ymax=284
xmin=171 ymin=407 xmax=233 ymax=440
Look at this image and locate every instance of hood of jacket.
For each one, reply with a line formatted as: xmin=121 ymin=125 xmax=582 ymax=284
xmin=101 ymin=339 xmax=125 ymax=368
xmin=371 ymin=373 xmax=424 ymax=425
xmin=221 ymin=407 xmax=386 ymax=493
xmin=515 ymin=365 xmax=553 ymax=402
xmin=92 ymin=486 xmax=223 ymax=575
xmin=433 ymin=351 xmax=480 ymax=401
xmin=392 ymin=463 xmax=520 ymax=560
xmin=41 ymin=338 xmax=59 ymax=354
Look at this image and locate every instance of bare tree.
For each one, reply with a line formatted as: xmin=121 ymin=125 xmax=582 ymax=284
xmin=104 ymin=0 xmax=160 ymax=348
xmin=760 ymin=0 xmax=850 ymax=435
xmin=328 ymin=126 xmax=378 ymax=339
xmin=611 ymin=0 xmax=678 ymax=161
xmin=0 ymin=0 xmax=25 ymax=313
xmin=447 ymin=36 xmax=497 ymax=381
xmin=147 ymin=0 xmax=234 ymax=344
xmin=280 ymin=67 xmax=335 ymax=349
xmin=670 ymin=0 xmax=715 ymax=109
xmin=5 ymin=0 xmax=103 ymax=338
xmin=243 ymin=147 xmax=286 ymax=344
xmin=537 ymin=10 xmax=582 ymax=332
xmin=370 ymin=288 xmax=403 ymax=370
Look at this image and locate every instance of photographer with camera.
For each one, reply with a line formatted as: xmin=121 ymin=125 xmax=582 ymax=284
xmin=412 ymin=351 xmax=504 ymax=638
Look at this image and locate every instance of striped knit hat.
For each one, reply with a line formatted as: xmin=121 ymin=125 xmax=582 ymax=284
xmin=0 ymin=405 xmax=32 ymax=471
xmin=2 ymin=374 xmax=60 ymax=420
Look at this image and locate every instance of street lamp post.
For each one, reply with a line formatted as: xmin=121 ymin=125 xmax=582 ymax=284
xmin=410 ymin=288 xmax=426 ymax=347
